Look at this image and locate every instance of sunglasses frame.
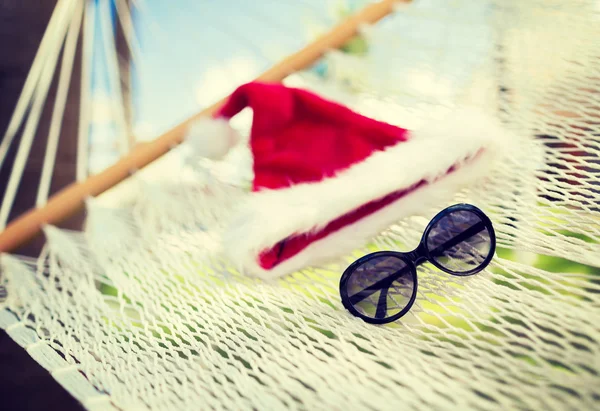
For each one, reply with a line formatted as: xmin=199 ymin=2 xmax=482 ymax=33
xmin=339 ymin=203 xmax=496 ymax=325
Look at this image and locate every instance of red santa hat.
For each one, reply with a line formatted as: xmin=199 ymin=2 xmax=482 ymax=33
xmin=186 ymin=81 xmax=513 ymax=279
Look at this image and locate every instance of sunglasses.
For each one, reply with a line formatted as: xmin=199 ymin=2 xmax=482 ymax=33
xmin=339 ymin=203 xmax=496 ymax=324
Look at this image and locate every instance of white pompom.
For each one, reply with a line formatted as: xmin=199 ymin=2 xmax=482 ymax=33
xmin=185 ymin=117 xmax=241 ymax=160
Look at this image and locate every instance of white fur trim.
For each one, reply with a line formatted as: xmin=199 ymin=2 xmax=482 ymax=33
xmin=221 ymin=108 xmax=516 ymax=279
xmin=185 ymin=117 xmax=240 ymax=160
xmin=228 ymin=153 xmax=494 ymax=279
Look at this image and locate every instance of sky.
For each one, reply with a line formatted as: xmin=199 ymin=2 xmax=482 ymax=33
xmin=85 ymin=0 xmax=495 ymax=174
xmin=129 ymin=0 xmax=343 ymax=134
xmin=87 ymin=0 xmax=358 ymax=172
xmin=124 ymin=0 xmax=494 ymax=134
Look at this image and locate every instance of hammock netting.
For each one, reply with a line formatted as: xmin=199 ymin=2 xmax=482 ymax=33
xmin=1 ymin=0 xmax=599 ymax=410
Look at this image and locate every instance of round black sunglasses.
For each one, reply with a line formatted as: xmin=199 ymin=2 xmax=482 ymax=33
xmin=339 ymin=203 xmax=496 ymax=325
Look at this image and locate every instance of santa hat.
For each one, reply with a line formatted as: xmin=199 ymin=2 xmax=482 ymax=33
xmin=186 ymin=81 xmax=513 ymax=280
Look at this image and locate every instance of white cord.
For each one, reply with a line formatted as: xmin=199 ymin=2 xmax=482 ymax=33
xmin=99 ymin=0 xmax=131 ymax=156
xmin=0 ymin=0 xmax=72 ymax=172
xmin=77 ymin=0 xmax=95 ymax=182
xmin=0 ymin=0 xmax=77 ymax=229
xmin=36 ymin=0 xmax=84 ymax=207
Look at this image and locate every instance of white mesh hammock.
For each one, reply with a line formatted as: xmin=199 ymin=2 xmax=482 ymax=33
xmin=1 ymin=0 xmax=599 ymax=410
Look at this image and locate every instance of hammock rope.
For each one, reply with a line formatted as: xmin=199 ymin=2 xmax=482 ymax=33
xmin=0 ymin=0 xmax=599 ymax=409
xmin=0 ymin=0 xmax=79 ymax=229
xmin=37 ymin=0 xmax=84 ymax=208
xmin=77 ymin=0 xmax=95 ymax=183
xmin=0 ymin=0 xmax=75 ymax=171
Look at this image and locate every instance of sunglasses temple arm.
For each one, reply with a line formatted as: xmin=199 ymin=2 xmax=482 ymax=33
xmin=426 ymin=221 xmax=486 ymax=260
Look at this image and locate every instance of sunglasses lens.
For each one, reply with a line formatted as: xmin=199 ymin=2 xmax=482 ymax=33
xmin=343 ymin=255 xmax=415 ymax=322
xmin=425 ymin=208 xmax=494 ymax=274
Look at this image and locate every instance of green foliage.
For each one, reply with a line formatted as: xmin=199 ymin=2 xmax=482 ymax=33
xmin=332 ymin=0 xmax=370 ymax=56
xmin=340 ymin=35 xmax=369 ymax=56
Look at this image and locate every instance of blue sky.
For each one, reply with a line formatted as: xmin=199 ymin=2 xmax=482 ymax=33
xmin=129 ymin=0 xmax=341 ymax=133
xmin=86 ymin=0 xmax=494 ymax=174
xmin=87 ymin=0 xmax=357 ymax=172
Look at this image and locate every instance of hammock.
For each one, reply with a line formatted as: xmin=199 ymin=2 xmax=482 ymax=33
xmin=1 ymin=0 xmax=599 ymax=409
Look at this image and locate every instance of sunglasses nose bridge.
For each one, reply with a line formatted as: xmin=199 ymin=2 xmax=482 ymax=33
xmin=407 ymin=243 xmax=428 ymax=267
